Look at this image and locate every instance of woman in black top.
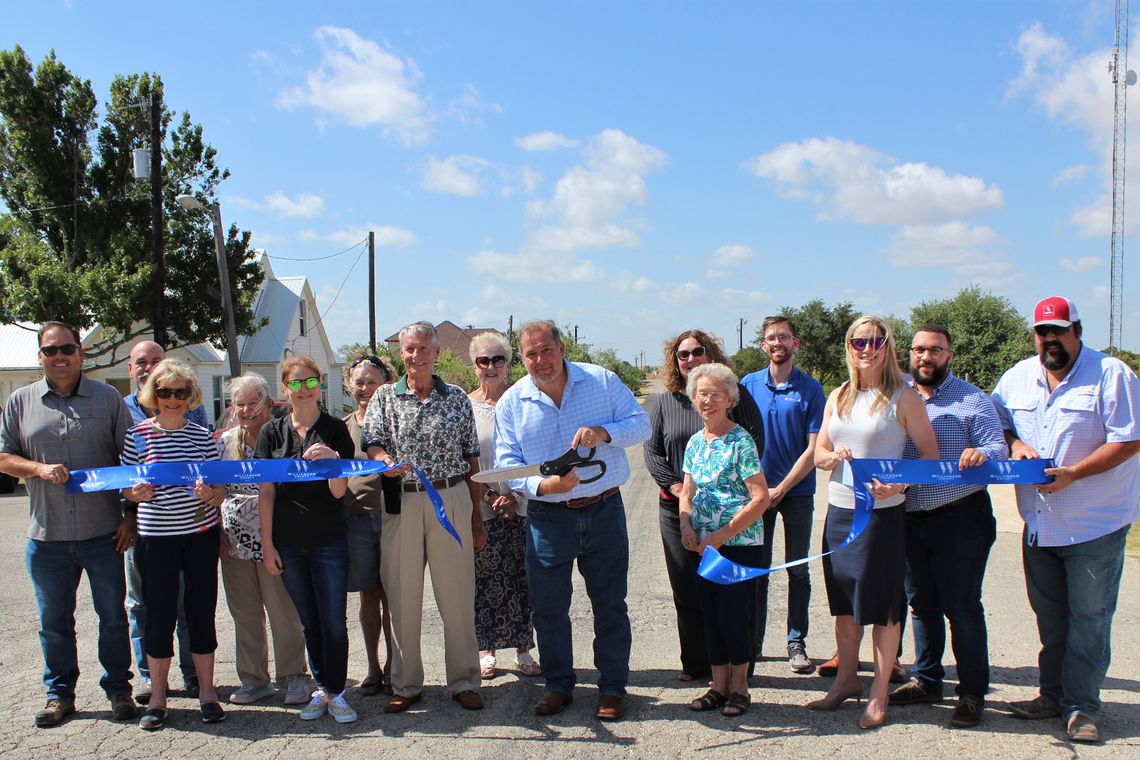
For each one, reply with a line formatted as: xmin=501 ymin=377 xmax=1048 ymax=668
xmin=256 ymin=355 xmax=358 ymax=724
xmin=643 ymin=330 xmax=764 ymax=682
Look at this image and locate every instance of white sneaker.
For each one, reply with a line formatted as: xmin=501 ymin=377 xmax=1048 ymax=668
xmin=229 ymin=683 xmax=277 ymax=705
xmin=299 ymin=689 xmax=328 ymax=720
xmin=284 ymin=675 xmax=310 ymax=706
xmin=328 ymin=691 xmax=358 ymax=724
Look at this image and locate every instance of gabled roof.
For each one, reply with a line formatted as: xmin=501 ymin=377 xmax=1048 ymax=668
xmin=239 ymin=276 xmax=300 ymax=364
xmin=0 ymin=322 xmax=41 ymax=370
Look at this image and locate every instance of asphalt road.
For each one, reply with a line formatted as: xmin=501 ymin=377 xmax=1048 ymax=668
xmin=0 ymin=394 xmax=1137 ymax=758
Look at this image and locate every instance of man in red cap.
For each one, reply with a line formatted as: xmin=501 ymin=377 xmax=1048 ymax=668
xmin=990 ymin=296 xmax=1140 ymax=744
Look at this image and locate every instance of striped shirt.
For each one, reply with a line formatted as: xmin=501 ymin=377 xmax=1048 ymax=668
xmin=990 ymin=346 xmax=1140 ymax=546
xmin=903 ymin=372 xmax=1008 ymax=512
xmin=121 ymin=419 xmax=221 ymax=537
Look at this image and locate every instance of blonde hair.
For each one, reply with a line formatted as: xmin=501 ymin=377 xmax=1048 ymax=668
xmin=836 ymin=315 xmax=906 ymax=420
xmin=137 ymin=359 xmax=203 ymax=413
xmin=225 ymin=373 xmax=271 ymax=460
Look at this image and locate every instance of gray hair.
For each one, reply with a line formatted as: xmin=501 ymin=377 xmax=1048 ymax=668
xmin=398 ymin=321 xmax=439 ymax=349
xmin=685 ymin=363 xmax=740 ymax=409
xmin=518 ymin=319 xmax=562 ymax=346
xmin=468 ymin=331 xmax=512 ymax=362
xmin=225 ymin=373 xmax=271 ymax=459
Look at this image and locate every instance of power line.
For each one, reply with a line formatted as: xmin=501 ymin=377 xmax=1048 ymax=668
xmin=287 ymin=240 xmax=369 ymax=350
xmin=267 ymin=236 xmax=368 ymax=262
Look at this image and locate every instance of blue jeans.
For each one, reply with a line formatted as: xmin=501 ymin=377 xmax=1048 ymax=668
xmin=526 ymin=491 xmax=631 ymax=696
xmin=26 ymin=533 xmax=133 ymax=700
xmin=755 ymin=494 xmax=813 ymax=650
xmin=125 ymin=544 xmax=195 ymax=681
xmin=1022 ymin=524 xmax=1129 ymax=721
xmin=904 ymin=491 xmax=995 ymax=698
xmin=279 ymin=538 xmax=350 ymax=695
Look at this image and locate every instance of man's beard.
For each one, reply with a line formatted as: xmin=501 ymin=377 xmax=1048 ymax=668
xmin=911 ymin=361 xmax=948 ymax=387
xmin=1039 ymin=341 xmax=1071 ymax=371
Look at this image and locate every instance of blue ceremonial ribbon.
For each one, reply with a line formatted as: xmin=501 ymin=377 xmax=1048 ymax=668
xmin=697 ymin=458 xmax=1055 ymax=585
xmin=66 ymin=459 xmax=464 ymax=546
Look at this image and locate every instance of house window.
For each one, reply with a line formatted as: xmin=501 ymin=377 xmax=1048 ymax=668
xmin=213 ymin=376 xmax=225 ymax=424
xmin=298 ymin=301 xmax=307 ymax=337
xmin=321 ymin=372 xmax=328 ymax=410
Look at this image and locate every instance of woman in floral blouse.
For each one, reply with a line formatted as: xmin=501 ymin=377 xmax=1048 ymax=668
xmin=679 ymin=363 xmax=770 ymax=718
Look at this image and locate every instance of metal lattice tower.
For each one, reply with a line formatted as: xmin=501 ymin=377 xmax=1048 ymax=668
xmin=1109 ymin=0 xmax=1129 ymax=351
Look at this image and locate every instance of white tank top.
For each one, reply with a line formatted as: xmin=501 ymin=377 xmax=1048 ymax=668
xmin=827 ymin=387 xmax=907 ymax=510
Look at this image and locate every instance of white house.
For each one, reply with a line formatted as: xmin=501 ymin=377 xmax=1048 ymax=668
xmin=0 ymin=255 xmax=345 ymax=423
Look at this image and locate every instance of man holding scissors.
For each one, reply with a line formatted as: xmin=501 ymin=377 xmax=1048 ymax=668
xmin=491 ymin=320 xmax=650 ymax=721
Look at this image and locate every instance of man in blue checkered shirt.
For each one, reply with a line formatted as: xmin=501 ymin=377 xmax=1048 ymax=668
xmin=889 ymin=324 xmax=1007 ymax=729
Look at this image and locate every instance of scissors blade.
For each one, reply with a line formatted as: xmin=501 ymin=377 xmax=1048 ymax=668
xmin=471 ymin=463 xmax=543 ymax=484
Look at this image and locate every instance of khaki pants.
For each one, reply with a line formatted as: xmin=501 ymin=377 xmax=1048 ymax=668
xmin=381 ymin=483 xmax=479 ymax=695
xmin=220 ymin=556 xmax=307 ymax=687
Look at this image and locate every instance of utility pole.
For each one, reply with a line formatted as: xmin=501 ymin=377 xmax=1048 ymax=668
xmin=368 ymin=230 xmax=376 ymax=354
xmin=150 ymin=89 xmax=166 ymax=348
xmin=737 ymin=317 xmax=747 ymax=352
xmin=574 ymin=324 xmax=579 ymax=344
xmin=507 ymin=315 xmax=513 ymax=344
xmin=1109 ymin=0 xmax=1133 ymax=351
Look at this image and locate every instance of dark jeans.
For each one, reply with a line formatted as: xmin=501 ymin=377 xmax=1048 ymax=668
xmin=904 ymin=490 xmax=996 ymax=698
xmin=689 ymin=545 xmax=764 ymax=666
xmin=137 ymin=527 xmax=220 ymax=659
xmin=279 ymin=538 xmax=350 ymax=695
xmin=658 ymin=503 xmax=710 ymax=677
xmin=755 ymin=494 xmax=813 ymax=652
xmin=526 ymin=491 xmax=631 ymax=696
xmin=125 ymin=544 xmax=195 ymax=681
xmin=1023 ymin=524 xmax=1129 ymax=721
xmin=26 ymin=533 xmax=133 ymax=701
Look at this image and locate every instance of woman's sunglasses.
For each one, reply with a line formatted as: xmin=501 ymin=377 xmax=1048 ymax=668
xmin=286 ymin=377 xmax=321 ymax=391
xmin=350 ymin=355 xmax=390 ymax=380
xmin=475 ymin=355 xmax=508 ymax=368
xmin=677 ymin=345 xmax=707 ymax=361
xmin=40 ymin=344 xmax=80 ymax=357
xmin=849 ymin=336 xmax=888 ymax=351
xmin=155 ymin=387 xmax=192 ymax=400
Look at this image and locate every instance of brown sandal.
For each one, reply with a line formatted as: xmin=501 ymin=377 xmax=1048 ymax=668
xmin=690 ymin=689 xmax=727 ymax=712
xmin=721 ymin=691 xmax=750 ymax=717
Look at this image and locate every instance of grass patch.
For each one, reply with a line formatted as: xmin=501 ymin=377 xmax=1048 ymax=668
xmin=1128 ymin=524 xmax=1140 ymax=559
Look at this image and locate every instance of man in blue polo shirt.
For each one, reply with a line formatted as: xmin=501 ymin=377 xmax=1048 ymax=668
xmin=740 ymin=316 xmax=824 ymax=673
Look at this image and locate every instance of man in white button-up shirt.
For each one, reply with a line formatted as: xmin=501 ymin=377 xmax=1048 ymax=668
xmin=990 ymin=296 xmax=1140 ymax=744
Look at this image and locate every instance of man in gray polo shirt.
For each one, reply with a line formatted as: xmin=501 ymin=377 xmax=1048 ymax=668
xmin=0 ymin=321 xmax=138 ymax=728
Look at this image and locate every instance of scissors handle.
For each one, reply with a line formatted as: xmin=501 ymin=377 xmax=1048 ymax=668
xmin=539 ymin=446 xmax=608 ymax=484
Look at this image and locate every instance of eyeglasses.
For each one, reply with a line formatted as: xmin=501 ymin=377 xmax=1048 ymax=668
xmin=849 ymin=336 xmax=887 ymax=351
xmin=910 ymin=346 xmax=947 ymax=357
xmin=285 ymin=377 xmax=321 ymax=391
xmin=695 ymin=390 xmax=727 ymax=401
xmin=155 ymin=387 xmax=192 ymax=400
xmin=475 ymin=355 xmax=508 ymax=368
xmin=40 ymin=344 xmax=80 ymax=357
xmin=677 ymin=345 xmax=707 ymax=361
xmin=763 ymin=333 xmax=795 ymax=344
xmin=1035 ymin=324 xmax=1071 ymax=337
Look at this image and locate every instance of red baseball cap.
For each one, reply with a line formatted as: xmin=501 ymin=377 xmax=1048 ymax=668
xmin=1033 ymin=296 xmax=1080 ymax=328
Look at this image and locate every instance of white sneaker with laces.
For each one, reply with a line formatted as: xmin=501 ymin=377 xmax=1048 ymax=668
xmin=284 ymin=675 xmax=310 ymax=706
xmin=299 ymin=689 xmax=328 ymax=720
xmin=229 ymin=683 xmax=277 ymax=705
xmin=328 ymin=691 xmax=358 ymax=723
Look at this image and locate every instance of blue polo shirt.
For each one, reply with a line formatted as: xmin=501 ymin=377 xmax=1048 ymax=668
xmin=740 ymin=365 xmax=825 ymax=499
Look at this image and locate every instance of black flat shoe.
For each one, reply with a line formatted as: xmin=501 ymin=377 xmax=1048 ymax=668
xmin=139 ymin=707 xmax=166 ymax=731
xmin=200 ymin=701 xmax=226 ymax=724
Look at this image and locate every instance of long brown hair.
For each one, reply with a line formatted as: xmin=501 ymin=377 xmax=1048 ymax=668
xmin=661 ymin=330 xmax=729 ymax=393
xmin=836 ymin=315 xmax=906 ymax=420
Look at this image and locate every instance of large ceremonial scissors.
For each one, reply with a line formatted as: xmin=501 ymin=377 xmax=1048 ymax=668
xmin=473 ymin=446 xmax=607 ymax=485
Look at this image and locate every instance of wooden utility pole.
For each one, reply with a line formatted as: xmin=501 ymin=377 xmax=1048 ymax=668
xmin=150 ymin=90 xmax=166 ymax=348
xmin=507 ymin=315 xmax=513 ymax=344
xmin=368 ymin=230 xmax=376 ymax=354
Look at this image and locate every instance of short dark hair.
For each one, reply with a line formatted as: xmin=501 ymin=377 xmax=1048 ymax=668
xmin=761 ymin=316 xmax=798 ymax=339
xmin=518 ymin=319 xmax=562 ymax=347
xmin=912 ymin=323 xmax=952 ymax=348
xmin=38 ymin=321 xmax=82 ymax=345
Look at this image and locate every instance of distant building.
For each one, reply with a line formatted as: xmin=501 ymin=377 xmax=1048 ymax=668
xmin=384 ymin=320 xmax=502 ymax=367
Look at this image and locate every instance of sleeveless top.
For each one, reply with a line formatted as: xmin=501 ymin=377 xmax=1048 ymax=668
xmin=827 ymin=387 xmax=907 ymax=510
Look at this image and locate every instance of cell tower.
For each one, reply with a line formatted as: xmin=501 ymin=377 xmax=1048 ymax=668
xmin=1109 ymin=0 xmax=1133 ymax=351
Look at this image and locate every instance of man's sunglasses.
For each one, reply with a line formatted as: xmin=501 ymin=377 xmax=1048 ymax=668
xmin=286 ymin=377 xmax=321 ymax=391
xmin=1034 ymin=324 xmax=1071 ymax=337
xmin=155 ymin=387 xmax=192 ymax=400
xmin=677 ymin=345 xmax=707 ymax=361
xmin=849 ymin=336 xmax=887 ymax=351
xmin=40 ymin=344 xmax=80 ymax=357
xmin=475 ymin=355 xmax=508 ymax=368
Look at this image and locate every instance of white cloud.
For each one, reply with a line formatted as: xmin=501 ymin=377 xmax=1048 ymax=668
xmin=276 ymin=26 xmax=428 ymax=146
xmin=445 ymin=84 xmax=503 ymax=125
xmin=298 ymin=223 xmax=416 ymax=248
xmin=711 ymin=244 xmax=755 ymax=266
xmin=526 ymin=129 xmax=667 ymax=251
xmin=516 ymin=131 xmax=580 ymax=152
xmin=421 ymin=155 xmax=490 ymax=197
xmin=502 ymin=167 xmax=543 ymax=198
xmin=885 ymin=222 xmax=1014 ymax=281
xmin=722 ymin=288 xmax=770 ymax=306
xmin=661 ymin=281 xmax=706 ymax=306
xmin=1051 ymin=163 xmax=1093 ymax=188
xmin=744 ymin=137 xmax=1003 ymax=225
xmin=1059 ymin=255 xmax=1103 ymax=272
xmin=264 ymin=192 xmax=326 ymax=219
xmin=467 ymin=250 xmax=603 ymax=283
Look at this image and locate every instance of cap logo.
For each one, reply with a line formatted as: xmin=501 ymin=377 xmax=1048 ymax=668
xmin=1042 ymin=304 xmax=1055 ymax=316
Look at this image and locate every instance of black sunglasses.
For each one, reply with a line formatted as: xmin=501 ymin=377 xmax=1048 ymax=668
xmin=850 ymin=336 xmax=887 ymax=351
xmin=677 ymin=345 xmax=707 ymax=361
xmin=40 ymin=344 xmax=80 ymax=357
xmin=475 ymin=355 xmax=508 ymax=368
xmin=1035 ymin=324 xmax=1071 ymax=337
xmin=155 ymin=387 xmax=192 ymax=400
xmin=351 ymin=355 xmax=390 ymax=377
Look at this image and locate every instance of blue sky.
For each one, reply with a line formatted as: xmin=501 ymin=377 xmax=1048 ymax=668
xmin=5 ymin=0 xmax=1139 ymax=360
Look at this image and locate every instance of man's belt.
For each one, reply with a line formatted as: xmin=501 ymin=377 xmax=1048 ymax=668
xmin=541 ymin=486 xmax=620 ymax=509
xmin=402 ymin=473 xmax=466 ymax=493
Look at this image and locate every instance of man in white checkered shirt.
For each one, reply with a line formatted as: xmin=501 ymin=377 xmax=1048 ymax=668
xmin=990 ymin=296 xmax=1140 ymax=744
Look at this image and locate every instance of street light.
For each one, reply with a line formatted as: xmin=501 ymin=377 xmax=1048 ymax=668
xmin=175 ymin=195 xmax=242 ymax=379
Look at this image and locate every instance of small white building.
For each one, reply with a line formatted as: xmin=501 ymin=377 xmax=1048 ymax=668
xmin=0 ymin=256 xmax=345 ymax=423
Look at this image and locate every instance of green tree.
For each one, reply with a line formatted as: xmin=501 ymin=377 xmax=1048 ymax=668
xmin=0 ymin=46 xmax=262 ymax=367
xmin=766 ymin=299 xmax=857 ymax=386
xmin=730 ymin=346 xmax=768 ymax=376
xmin=1107 ymin=348 xmax=1140 ymax=376
xmin=909 ymin=285 xmax=1034 ymax=389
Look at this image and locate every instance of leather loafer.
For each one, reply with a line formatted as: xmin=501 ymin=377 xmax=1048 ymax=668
xmin=452 ymin=689 xmax=483 ymax=711
xmin=534 ymin=690 xmax=573 ymax=716
xmin=596 ymin=694 xmax=626 ymax=721
xmin=384 ymin=693 xmax=423 ymax=713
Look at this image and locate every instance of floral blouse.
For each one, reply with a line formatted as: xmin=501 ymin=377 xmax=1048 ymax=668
xmin=683 ymin=424 xmax=764 ymax=547
xmin=220 ymin=429 xmax=262 ymax=561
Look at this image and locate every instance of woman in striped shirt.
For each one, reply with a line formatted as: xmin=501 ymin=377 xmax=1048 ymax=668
xmin=121 ymin=359 xmax=225 ymax=730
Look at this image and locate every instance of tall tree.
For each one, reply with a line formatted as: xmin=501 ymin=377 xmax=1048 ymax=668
xmin=0 ymin=46 xmax=263 ymax=368
xmin=762 ymin=299 xmax=857 ymax=386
